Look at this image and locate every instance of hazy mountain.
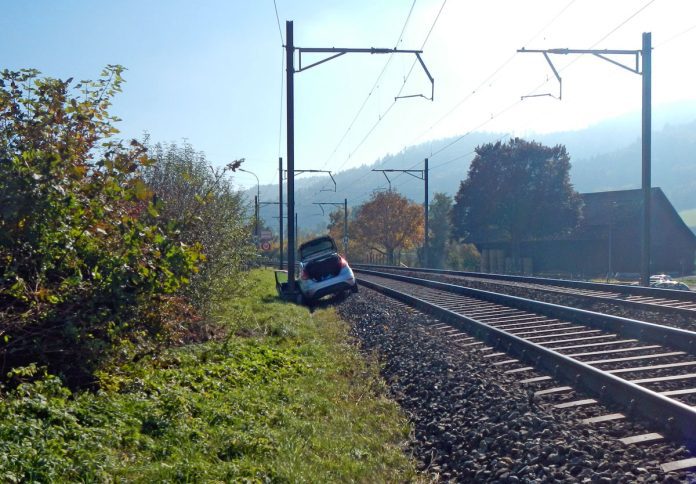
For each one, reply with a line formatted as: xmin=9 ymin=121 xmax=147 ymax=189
xmin=253 ymin=102 xmax=696 ymax=233
xmin=571 ymin=119 xmax=696 ymax=211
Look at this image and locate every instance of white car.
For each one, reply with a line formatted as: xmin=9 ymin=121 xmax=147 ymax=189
xmin=297 ymin=236 xmax=357 ymax=304
xmin=649 ymin=274 xmax=671 ymax=284
xmin=651 ymin=280 xmax=691 ymax=291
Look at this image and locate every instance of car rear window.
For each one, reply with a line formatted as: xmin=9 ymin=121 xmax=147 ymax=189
xmin=300 ymin=238 xmax=335 ymax=259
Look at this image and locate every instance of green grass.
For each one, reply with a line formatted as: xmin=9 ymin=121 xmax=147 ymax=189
xmin=676 ymin=276 xmax=696 ymax=287
xmin=0 ymin=270 xmax=418 ymax=482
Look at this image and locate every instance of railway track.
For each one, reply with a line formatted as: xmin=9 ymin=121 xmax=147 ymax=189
xmin=354 ymin=264 xmax=696 ymax=326
xmin=355 ymin=268 xmax=696 ymax=472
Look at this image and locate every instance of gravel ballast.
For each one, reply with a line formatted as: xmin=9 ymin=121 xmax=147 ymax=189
xmin=377 ymin=268 xmax=696 ymax=330
xmin=336 ymin=289 xmax=695 ymax=482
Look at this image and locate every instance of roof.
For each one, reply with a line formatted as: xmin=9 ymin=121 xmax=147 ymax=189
xmin=579 ymin=188 xmax=696 ymax=245
xmin=472 ymin=187 xmax=696 ymax=247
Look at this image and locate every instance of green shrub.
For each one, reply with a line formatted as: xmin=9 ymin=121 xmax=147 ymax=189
xmin=445 ymin=241 xmax=481 ymax=271
xmin=0 ymin=67 xmax=203 ymax=385
xmin=143 ymin=141 xmax=255 ymax=316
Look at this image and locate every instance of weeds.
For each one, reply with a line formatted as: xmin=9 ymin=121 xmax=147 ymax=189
xmin=0 ymin=270 xmax=418 ymax=481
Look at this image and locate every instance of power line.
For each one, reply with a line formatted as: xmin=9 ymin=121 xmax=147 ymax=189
xmin=429 ymin=100 xmax=522 ymax=159
xmin=396 ymin=0 xmax=417 ymax=48
xmin=655 ymin=22 xmax=696 ymax=49
xmin=415 ymin=0 xmax=576 ymax=144
xmin=320 ymin=0 xmax=418 ymax=171
xmin=269 ymin=0 xmax=285 ymax=185
xmin=271 ymin=47 xmax=285 ymax=185
xmin=338 ymin=0 xmax=578 ymax=193
xmin=420 ymin=0 xmax=654 ymax=171
xmin=589 ymin=0 xmax=655 ymax=49
xmin=391 ymin=0 xmax=447 ymax=99
xmin=366 ymin=0 xmax=576 ymax=187
xmin=335 ymin=0 xmax=447 ymax=173
xmin=321 ymin=0 xmax=655 ymax=204
xmin=523 ymin=0 xmax=656 ymax=98
xmin=418 ymin=0 xmax=447 ymax=50
xmin=272 ymin=0 xmax=284 ymax=44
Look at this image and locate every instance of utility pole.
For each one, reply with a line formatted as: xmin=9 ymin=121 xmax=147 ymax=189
xmin=260 ymin=200 xmax=287 ymax=267
xmin=295 ymin=212 xmax=298 ymax=258
xmin=278 ymin=158 xmax=284 ymax=269
xmin=518 ymin=32 xmax=652 ymax=286
xmin=424 ymin=158 xmax=429 ymax=268
xmin=284 ymin=20 xmax=434 ymax=293
xmin=286 ymin=21 xmax=295 ymax=284
xmin=314 ymin=199 xmax=349 ymax=256
xmin=641 ymin=33 xmax=652 ymax=288
xmin=255 ymin=196 xmax=258 ymax=239
xmin=372 ymin=163 xmax=429 ymax=267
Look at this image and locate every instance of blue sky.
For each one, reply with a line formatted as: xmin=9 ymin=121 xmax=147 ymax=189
xmin=3 ymin=0 xmax=696 ymax=190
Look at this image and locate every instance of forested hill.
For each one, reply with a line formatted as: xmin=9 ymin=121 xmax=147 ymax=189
xmin=254 ymin=102 xmax=696 ymax=233
xmin=570 ymin=119 xmax=696 ymax=211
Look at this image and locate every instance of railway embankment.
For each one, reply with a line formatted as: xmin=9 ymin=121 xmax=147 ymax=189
xmin=338 ymin=288 xmax=696 ymax=482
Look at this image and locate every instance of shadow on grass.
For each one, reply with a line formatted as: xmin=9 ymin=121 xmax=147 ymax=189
xmin=261 ymin=290 xmax=356 ymax=313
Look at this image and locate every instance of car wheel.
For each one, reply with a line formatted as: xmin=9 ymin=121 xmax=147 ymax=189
xmin=351 ymin=283 xmax=359 ymax=294
xmin=296 ymin=292 xmax=306 ymax=305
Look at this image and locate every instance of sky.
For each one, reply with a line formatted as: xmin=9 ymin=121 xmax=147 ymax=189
xmin=2 ymin=0 xmax=696 ymax=192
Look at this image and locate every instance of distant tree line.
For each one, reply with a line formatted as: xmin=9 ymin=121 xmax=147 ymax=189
xmin=323 ymin=138 xmax=581 ymax=273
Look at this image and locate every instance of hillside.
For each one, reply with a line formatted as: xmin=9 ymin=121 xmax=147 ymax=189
xmin=254 ymin=103 xmax=696 ymax=233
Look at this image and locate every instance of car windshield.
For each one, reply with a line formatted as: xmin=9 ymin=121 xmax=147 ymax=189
xmin=300 ymin=238 xmax=336 ymax=260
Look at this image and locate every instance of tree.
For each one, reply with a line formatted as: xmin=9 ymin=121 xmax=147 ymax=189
xmin=352 ymin=191 xmax=424 ymax=265
xmin=327 ymin=207 xmax=346 ymax=246
xmin=451 ymin=138 xmax=582 ymax=270
xmin=428 ymin=192 xmax=452 ymax=268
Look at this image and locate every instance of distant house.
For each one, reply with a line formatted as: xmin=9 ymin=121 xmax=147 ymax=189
xmin=475 ymin=188 xmax=696 ymax=277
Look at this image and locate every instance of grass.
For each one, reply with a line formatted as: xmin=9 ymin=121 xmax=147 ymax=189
xmin=0 ymin=270 xmax=418 ymax=482
xmin=676 ymin=276 xmax=696 ymax=287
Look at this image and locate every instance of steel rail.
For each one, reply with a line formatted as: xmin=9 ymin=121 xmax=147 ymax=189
xmin=356 ymin=268 xmax=696 ymax=353
xmin=353 ymin=263 xmax=696 ymax=311
xmin=356 ymin=269 xmax=696 ymax=446
xmin=353 ymin=263 xmax=696 ymax=301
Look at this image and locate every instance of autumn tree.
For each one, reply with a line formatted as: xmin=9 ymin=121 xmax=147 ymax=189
xmin=451 ymin=138 xmax=582 ymax=270
xmin=352 ymin=191 xmax=424 ymax=265
xmin=327 ymin=207 xmax=346 ymax=245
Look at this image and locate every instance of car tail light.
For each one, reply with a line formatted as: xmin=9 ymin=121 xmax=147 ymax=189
xmin=300 ymin=268 xmax=309 ymax=280
xmin=339 ymin=257 xmax=348 ymax=268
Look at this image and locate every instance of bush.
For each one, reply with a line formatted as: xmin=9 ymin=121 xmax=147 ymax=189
xmin=143 ymin=141 xmax=255 ymax=316
xmin=0 ymin=67 xmax=203 ymax=386
xmin=445 ymin=241 xmax=481 ymax=271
